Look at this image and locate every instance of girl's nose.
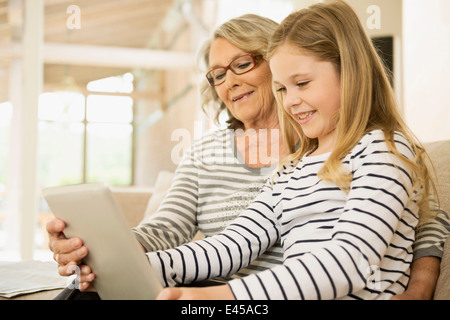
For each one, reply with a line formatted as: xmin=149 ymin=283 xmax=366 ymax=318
xmin=284 ymin=91 xmax=302 ymax=109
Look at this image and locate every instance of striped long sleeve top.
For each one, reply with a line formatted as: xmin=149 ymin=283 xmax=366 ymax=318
xmin=146 ymin=130 xmax=422 ymax=300
xmin=133 ymin=129 xmax=284 ymax=278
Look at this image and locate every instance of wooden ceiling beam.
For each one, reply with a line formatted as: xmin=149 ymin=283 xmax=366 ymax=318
xmin=0 ymin=42 xmax=194 ymax=69
xmin=44 ymin=21 xmax=161 ymax=45
xmin=45 ymin=0 xmax=171 ymax=20
xmin=44 ymin=42 xmax=194 ymax=69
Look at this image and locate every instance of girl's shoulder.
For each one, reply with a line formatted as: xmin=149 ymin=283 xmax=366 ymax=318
xmin=350 ymin=129 xmax=414 ymax=160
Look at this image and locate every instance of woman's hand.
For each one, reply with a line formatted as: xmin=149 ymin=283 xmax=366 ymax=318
xmin=391 ymin=257 xmax=440 ymax=300
xmin=47 ymin=218 xmax=87 ymax=272
xmin=156 ymin=285 xmax=235 ymax=300
xmin=46 ymin=218 xmax=95 ymax=291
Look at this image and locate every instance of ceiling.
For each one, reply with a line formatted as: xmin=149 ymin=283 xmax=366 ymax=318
xmin=0 ymin=0 xmax=209 ymax=102
xmin=45 ymin=0 xmax=175 ymax=92
xmin=45 ymin=0 xmax=175 ymax=47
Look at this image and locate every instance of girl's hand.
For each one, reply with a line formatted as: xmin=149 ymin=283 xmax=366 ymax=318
xmin=156 ymin=285 xmax=235 ymax=300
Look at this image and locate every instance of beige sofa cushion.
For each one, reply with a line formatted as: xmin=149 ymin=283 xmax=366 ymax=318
xmin=424 ymin=140 xmax=450 ymax=300
xmin=111 ymin=187 xmax=153 ymax=227
xmin=424 ymin=140 xmax=450 ymax=215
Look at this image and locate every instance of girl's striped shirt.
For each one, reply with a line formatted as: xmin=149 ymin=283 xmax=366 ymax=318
xmin=146 ymin=130 xmax=423 ymax=299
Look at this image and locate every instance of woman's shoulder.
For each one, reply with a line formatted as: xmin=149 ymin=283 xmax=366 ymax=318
xmin=191 ymin=127 xmax=232 ymax=149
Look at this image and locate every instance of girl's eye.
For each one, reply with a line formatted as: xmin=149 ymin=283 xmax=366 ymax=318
xmin=276 ymin=87 xmax=286 ymax=93
xmin=297 ymin=81 xmax=310 ymax=87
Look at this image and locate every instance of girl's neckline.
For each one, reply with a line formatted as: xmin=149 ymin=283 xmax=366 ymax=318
xmin=303 ymin=149 xmax=332 ymax=161
xmin=228 ymin=129 xmax=280 ymax=172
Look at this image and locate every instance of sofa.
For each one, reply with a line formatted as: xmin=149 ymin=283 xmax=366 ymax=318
xmin=3 ymin=140 xmax=449 ymax=300
xmin=424 ymin=140 xmax=450 ymax=300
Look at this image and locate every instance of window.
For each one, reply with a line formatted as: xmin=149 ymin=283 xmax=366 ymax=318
xmin=35 ymin=73 xmax=135 ymax=258
xmin=38 ymin=92 xmax=86 ymax=187
xmin=0 ymin=102 xmax=12 ymax=256
xmin=85 ymin=94 xmax=134 ymax=185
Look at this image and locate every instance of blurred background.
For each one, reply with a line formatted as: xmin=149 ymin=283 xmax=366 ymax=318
xmin=0 ymin=0 xmax=449 ymax=261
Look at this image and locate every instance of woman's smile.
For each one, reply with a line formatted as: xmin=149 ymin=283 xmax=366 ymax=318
xmin=232 ymin=91 xmax=255 ymax=103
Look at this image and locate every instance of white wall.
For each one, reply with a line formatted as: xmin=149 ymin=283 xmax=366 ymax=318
xmin=293 ymin=0 xmax=450 ymax=143
xmin=294 ymin=0 xmax=404 ymax=110
xmin=216 ymin=0 xmax=293 ymax=25
xmin=344 ymin=0 xmax=403 ymax=109
xmin=403 ymin=0 xmax=450 ymax=143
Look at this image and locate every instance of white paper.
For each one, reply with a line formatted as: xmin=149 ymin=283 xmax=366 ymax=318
xmin=0 ymin=261 xmax=70 ymax=298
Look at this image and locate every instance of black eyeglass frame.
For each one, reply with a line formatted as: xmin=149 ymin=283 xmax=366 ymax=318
xmin=205 ymin=54 xmax=264 ymax=87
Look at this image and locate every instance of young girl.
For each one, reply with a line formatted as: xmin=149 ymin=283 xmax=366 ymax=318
xmin=147 ymin=0 xmax=436 ymax=300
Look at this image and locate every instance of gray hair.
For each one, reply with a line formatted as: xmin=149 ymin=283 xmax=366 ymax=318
xmin=198 ymin=14 xmax=278 ymax=129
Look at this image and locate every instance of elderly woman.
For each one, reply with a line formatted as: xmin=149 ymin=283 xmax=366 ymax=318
xmin=48 ymin=14 xmax=285 ymax=296
xmin=131 ymin=14 xmax=286 ymax=280
xmin=47 ymin=13 xmax=446 ymax=300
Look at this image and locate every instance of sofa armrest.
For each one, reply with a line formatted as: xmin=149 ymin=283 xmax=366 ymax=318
xmin=434 ymin=235 xmax=450 ymax=299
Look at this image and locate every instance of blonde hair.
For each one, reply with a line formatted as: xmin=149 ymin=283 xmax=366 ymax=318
xmin=267 ymin=0 xmax=437 ymax=221
xmin=198 ymin=14 xmax=278 ymax=129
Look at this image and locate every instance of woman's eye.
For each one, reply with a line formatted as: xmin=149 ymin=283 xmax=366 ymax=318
xmin=276 ymin=87 xmax=286 ymax=93
xmin=215 ymin=72 xmax=226 ymax=80
xmin=237 ymin=62 xmax=251 ymax=70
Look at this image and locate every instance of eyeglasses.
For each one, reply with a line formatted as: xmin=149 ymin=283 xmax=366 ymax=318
xmin=206 ymin=54 xmax=263 ymax=87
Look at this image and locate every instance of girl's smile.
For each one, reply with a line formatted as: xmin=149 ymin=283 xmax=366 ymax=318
xmin=295 ymin=110 xmax=316 ymax=124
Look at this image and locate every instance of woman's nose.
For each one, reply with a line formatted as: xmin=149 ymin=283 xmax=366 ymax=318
xmin=224 ymin=70 xmax=240 ymax=89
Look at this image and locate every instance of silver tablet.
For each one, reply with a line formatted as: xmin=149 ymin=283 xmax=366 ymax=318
xmin=43 ymin=183 xmax=163 ymax=300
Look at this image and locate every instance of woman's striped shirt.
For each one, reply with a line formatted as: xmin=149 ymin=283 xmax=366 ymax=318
xmin=146 ymin=130 xmax=423 ymax=299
